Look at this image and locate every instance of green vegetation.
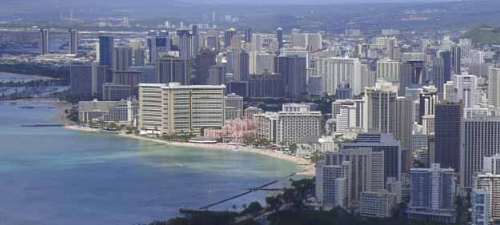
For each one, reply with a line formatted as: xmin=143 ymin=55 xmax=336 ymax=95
xmin=144 ymin=177 xmax=463 ymax=225
xmin=242 ymin=135 xmax=271 ymax=147
xmin=0 ymin=62 xmax=69 ymax=83
xmin=65 ymin=106 xmax=79 ymax=123
xmin=463 ymin=26 xmax=500 ymax=46
xmin=161 ymin=131 xmax=196 ymax=142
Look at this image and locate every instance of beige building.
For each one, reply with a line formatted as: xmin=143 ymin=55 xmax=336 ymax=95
xmin=488 ymin=67 xmax=500 ymax=109
xmin=277 ymin=104 xmax=322 ymax=145
xmin=376 ymin=59 xmax=400 ymax=82
xmin=138 ymin=83 xmax=225 ymax=135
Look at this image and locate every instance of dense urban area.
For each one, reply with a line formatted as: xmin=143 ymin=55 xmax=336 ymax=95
xmin=2 ymin=0 xmax=500 ymax=225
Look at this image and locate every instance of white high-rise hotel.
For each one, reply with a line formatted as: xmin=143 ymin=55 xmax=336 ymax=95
xmin=138 ymin=83 xmax=225 ymax=135
xmin=317 ymin=57 xmax=362 ymax=96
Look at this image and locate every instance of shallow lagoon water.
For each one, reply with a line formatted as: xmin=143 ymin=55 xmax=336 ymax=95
xmin=0 ymin=102 xmax=298 ymax=225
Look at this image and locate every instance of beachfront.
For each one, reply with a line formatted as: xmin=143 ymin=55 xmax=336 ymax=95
xmin=65 ymin=125 xmax=315 ymax=176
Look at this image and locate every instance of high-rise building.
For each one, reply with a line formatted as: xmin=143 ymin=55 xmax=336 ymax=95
xmin=376 ymin=59 xmax=400 ymax=82
xmin=191 ymin=25 xmax=199 ymax=57
xmin=224 ymin=93 xmax=243 ymax=121
xmin=248 ymin=73 xmax=284 ymax=98
xmin=277 ymin=56 xmax=307 ymax=99
xmin=360 ymin=191 xmax=397 ymax=218
xmin=244 ymin=27 xmax=252 ymax=43
xmin=322 ymin=148 xmax=385 ymax=208
xmin=40 ymin=28 xmax=49 ymax=55
xmin=224 ymin=28 xmax=237 ymax=48
xmin=138 ymin=83 xmax=225 ymax=135
xmin=147 ymin=31 xmax=170 ymax=64
xmin=99 ymin=36 xmax=114 ymax=66
xmin=434 ymin=102 xmax=462 ymax=174
xmin=69 ymin=29 xmax=78 ymax=54
xmin=112 ymin=47 xmax=133 ymax=71
xmin=461 ymin=117 xmax=500 ymax=188
xmin=249 ymin=51 xmax=275 ymax=75
xmin=317 ymin=57 xmax=362 ymax=96
xmin=471 ymin=188 xmax=491 ymax=225
xmin=332 ymin=99 xmax=365 ymax=131
xmin=364 ymin=81 xmax=398 ymax=134
xmin=177 ymin=29 xmax=192 ymax=60
xmin=407 ymin=163 xmax=457 ymax=224
xmin=488 ymin=67 xmax=500 ymax=109
xmin=451 ymin=45 xmax=461 ymax=74
xmin=395 ymin=96 xmax=414 ymax=172
xmin=315 ymin=161 xmax=350 ymax=209
xmin=102 ymin=83 xmax=132 ymax=101
xmin=254 ymin=112 xmax=279 ymax=143
xmin=132 ymin=47 xmax=145 ymax=67
xmin=341 ymin=133 xmax=402 ymax=183
xmin=471 ymin=167 xmax=500 ymax=225
xmin=418 ymin=85 xmax=437 ymax=125
xmin=399 ymin=60 xmax=424 ymax=96
xmin=276 ymin=27 xmax=284 ymax=50
xmin=156 ymin=57 xmax=190 ymax=85
xmin=70 ymin=64 xmax=93 ymax=98
xmin=290 ymin=31 xmax=322 ymax=51
xmin=69 ymin=63 xmax=108 ymax=99
xmin=207 ymin=64 xmax=226 ymax=85
xmin=434 ymin=50 xmax=452 ymax=93
xmin=112 ymin=70 xmax=142 ymax=96
xmin=277 ymin=103 xmax=322 ymax=145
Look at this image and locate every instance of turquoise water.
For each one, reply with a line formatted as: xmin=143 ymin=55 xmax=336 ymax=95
xmin=0 ymin=102 xmax=298 ymax=225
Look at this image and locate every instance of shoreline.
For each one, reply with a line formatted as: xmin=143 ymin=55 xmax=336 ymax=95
xmin=65 ymin=125 xmax=315 ymax=176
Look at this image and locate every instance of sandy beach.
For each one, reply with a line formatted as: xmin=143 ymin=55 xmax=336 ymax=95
xmin=65 ymin=125 xmax=315 ymax=176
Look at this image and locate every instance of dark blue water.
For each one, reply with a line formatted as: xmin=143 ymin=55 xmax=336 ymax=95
xmin=0 ymin=102 xmax=298 ymax=225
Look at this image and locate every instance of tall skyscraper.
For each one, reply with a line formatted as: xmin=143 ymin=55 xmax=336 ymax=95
xmin=70 ymin=64 xmax=92 ymax=98
xmin=461 ymin=116 xmax=500 ymax=188
xmin=407 ymin=163 xmax=457 ymax=224
xmin=276 ymin=27 xmax=284 ymax=51
xmin=112 ymin=46 xmax=133 ymax=71
xmin=244 ymin=27 xmax=252 ymax=43
xmin=444 ymin=74 xmax=479 ymax=108
xmin=433 ymin=50 xmax=451 ymax=94
xmin=191 ymin=25 xmax=199 ymax=57
xmin=488 ymin=67 xmax=500 ymax=109
xmin=315 ymin=161 xmax=350 ymax=209
xmin=99 ymin=36 xmax=114 ymax=66
xmin=451 ymin=45 xmax=461 ymax=74
xmin=40 ymin=28 xmax=49 ymax=55
xmin=69 ymin=29 xmax=78 ymax=54
xmin=156 ymin=57 xmax=190 ymax=85
xmin=395 ymin=96 xmax=414 ymax=172
xmin=434 ymin=102 xmax=462 ymax=174
xmin=418 ymin=85 xmax=437 ymax=125
xmin=224 ymin=28 xmax=237 ymax=48
xmin=176 ymin=29 xmax=192 ymax=60
xmin=317 ymin=57 xmax=362 ymax=96
xmin=132 ymin=47 xmax=145 ymax=66
xmin=277 ymin=55 xmax=307 ymax=99
xmin=342 ymin=133 xmax=402 ymax=183
xmin=147 ymin=31 xmax=170 ymax=64
xmin=322 ymin=148 xmax=385 ymax=208
xmin=399 ymin=60 xmax=424 ymax=96
xmin=111 ymin=70 xmax=141 ymax=96
xmin=364 ymin=81 xmax=398 ymax=134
